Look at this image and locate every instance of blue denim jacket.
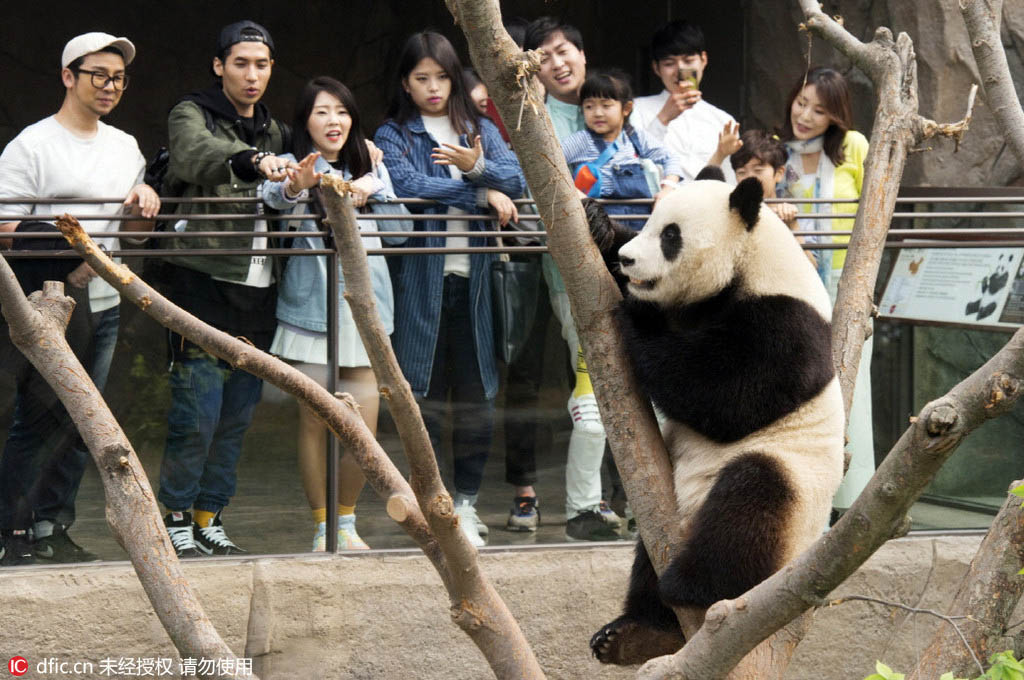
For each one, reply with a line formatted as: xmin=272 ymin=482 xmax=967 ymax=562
xmin=374 ymin=115 xmax=525 ymax=399
xmin=263 ymin=154 xmax=410 ymax=334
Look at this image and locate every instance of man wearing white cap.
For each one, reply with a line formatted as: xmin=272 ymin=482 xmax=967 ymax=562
xmin=0 ymin=32 xmax=159 ymax=565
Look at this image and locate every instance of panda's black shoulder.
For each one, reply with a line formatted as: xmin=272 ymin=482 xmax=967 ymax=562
xmin=617 ymin=283 xmax=834 ymax=443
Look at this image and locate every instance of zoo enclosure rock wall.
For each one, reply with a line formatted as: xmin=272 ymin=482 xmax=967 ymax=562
xmin=0 ymin=537 xmax=990 ymax=679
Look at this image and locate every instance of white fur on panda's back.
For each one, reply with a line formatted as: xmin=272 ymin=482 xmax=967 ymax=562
xmin=662 ymin=378 xmax=845 ymax=562
xmin=741 ymin=206 xmax=832 ymax=321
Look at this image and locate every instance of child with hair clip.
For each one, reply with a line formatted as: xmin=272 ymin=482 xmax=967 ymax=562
xmin=374 ymin=31 xmax=525 ymax=548
xmin=562 ymin=68 xmax=683 ymax=230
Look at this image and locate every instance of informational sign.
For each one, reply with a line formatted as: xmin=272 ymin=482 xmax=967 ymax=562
xmin=878 ymin=247 xmax=1024 ymax=328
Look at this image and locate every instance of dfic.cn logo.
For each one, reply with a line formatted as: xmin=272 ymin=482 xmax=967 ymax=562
xmin=7 ymin=657 xmax=27 ymax=676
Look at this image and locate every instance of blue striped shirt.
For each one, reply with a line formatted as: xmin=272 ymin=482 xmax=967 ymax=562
xmin=561 ymin=126 xmax=683 ymax=196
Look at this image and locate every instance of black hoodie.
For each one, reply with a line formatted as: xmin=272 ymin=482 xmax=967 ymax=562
xmin=178 ymin=83 xmax=283 ymax=182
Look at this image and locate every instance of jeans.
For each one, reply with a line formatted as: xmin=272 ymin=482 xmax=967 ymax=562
xmin=418 ymin=275 xmax=494 ymax=497
xmin=503 ymin=257 xmax=558 ymax=488
xmin=0 ymin=301 xmax=120 ymax=531
xmin=158 ymin=345 xmax=263 ymax=512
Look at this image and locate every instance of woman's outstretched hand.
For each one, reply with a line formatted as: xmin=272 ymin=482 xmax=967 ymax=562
xmin=432 ymin=135 xmax=483 ymax=173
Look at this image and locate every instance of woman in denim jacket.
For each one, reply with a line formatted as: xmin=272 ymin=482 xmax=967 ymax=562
xmin=374 ymin=32 xmax=525 ymax=547
xmin=264 ymin=77 xmax=409 ymax=551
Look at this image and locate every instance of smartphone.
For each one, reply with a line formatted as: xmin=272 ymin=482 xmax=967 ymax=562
xmin=678 ymin=67 xmax=700 ymax=90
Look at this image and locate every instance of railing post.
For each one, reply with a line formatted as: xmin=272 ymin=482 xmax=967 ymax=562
xmin=326 ymin=249 xmax=340 ymax=553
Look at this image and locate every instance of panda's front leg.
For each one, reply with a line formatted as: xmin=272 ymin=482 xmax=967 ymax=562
xmin=583 ymin=198 xmax=638 ymax=291
xmin=590 ymin=540 xmax=685 ymax=665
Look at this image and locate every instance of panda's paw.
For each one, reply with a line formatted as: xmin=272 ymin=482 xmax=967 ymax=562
xmin=582 ymin=197 xmax=615 ymax=251
xmin=589 ymin=615 xmax=685 ymax=666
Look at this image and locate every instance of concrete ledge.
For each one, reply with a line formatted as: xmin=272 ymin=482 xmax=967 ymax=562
xmin=0 ymin=535 xmax=990 ymax=679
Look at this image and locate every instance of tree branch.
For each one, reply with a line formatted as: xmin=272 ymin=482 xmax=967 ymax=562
xmin=317 ymin=177 xmax=545 ymax=680
xmin=830 ymin=595 xmax=986 ymax=676
xmin=917 ymin=84 xmax=979 ymax=151
xmin=636 ymin=329 xmax=1024 ymax=679
xmin=445 ymin=0 xmax=679 ymax=581
xmin=53 ymin=214 xmax=452 ymax=590
xmin=961 ymin=0 xmax=1024 ymax=170
xmin=796 ymin=0 xmax=882 ymax=79
xmin=908 ymin=479 xmax=1024 ymax=679
xmin=798 ymin=0 xmax=920 ymax=418
xmin=0 ymin=256 xmax=255 ymax=679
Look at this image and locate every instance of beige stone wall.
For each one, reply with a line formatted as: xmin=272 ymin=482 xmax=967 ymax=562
xmin=0 ymin=536 xmax=998 ymax=679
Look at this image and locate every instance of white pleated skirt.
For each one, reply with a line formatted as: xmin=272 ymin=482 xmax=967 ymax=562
xmin=270 ymin=320 xmax=370 ymax=369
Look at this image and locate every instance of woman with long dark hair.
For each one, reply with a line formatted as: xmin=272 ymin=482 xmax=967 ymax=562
xmin=777 ymin=66 xmax=873 ymax=518
xmin=374 ymin=31 xmax=525 ymax=547
xmin=263 ymin=76 xmax=409 ymax=551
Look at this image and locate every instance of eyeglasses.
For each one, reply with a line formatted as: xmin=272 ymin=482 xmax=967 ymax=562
xmin=74 ymin=68 xmax=129 ymax=92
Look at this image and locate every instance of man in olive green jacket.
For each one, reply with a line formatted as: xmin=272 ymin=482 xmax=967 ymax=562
xmin=157 ymin=20 xmax=297 ymax=559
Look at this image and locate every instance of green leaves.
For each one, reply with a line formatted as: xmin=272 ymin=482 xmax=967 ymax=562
xmin=865 ymin=661 xmax=905 ymax=680
xmin=866 ymin=652 xmax=1023 ymax=680
xmin=984 ymin=651 xmax=1024 ymax=680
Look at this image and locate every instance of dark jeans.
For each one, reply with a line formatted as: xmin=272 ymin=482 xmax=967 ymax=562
xmin=419 ymin=275 xmax=494 ymax=497
xmin=0 ymin=301 xmax=118 ymax=531
xmin=503 ymin=258 xmax=557 ymax=488
xmin=158 ymin=342 xmax=263 ymax=512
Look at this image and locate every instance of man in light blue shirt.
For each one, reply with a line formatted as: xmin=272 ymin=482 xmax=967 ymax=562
xmin=525 ymin=17 xmax=587 ymax=141
xmin=521 ymin=17 xmax=624 ymax=543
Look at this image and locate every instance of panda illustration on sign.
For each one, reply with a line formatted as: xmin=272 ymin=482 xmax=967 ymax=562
xmin=586 ymin=172 xmax=846 ymax=665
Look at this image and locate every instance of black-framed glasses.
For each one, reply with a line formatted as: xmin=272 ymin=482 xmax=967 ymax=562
xmin=74 ymin=68 xmax=129 ymax=92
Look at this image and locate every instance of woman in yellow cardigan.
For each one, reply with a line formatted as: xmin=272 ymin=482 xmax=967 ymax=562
xmin=778 ymin=66 xmax=873 ymax=518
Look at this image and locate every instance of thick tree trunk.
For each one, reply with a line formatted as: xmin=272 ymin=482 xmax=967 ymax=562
xmin=796 ymin=0 xmax=920 ymax=417
xmin=902 ymin=5 xmax=1024 ymax=676
xmin=635 ymin=329 xmax=1024 ymax=679
xmin=961 ymin=0 xmax=1024 ymax=171
xmin=318 ymin=177 xmax=545 ymax=680
xmin=0 ymin=258 xmax=254 ymax=679
xmin=908 ymin=480 xmax=1024 ymax=679
xmin=445 ymin=0 xmax=679 ymax=590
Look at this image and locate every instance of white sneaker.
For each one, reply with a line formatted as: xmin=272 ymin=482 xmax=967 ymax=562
xmin=454 ymin=500 xmax=486 ymax=548
xmin=338 ymin=522 xmax=370 ymax=550
xmin=598 ymin=501 xmax=623 ymax=529
xmin=568 ymin=392 xmax=604 ymax=435
xmin=312 ymin=522 xmax=327 ymax=552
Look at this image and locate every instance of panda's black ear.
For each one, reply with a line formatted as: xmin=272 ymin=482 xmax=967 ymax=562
xmin=695 ymin=165 xmax=726 ymax=182
xmin=729 ymin=177 xmax=763 ymax=231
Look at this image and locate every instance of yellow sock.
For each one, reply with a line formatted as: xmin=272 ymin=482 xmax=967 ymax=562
xmin=193 ymin=510 xmax=216 ymax=528
xmin=338 ymin=504 xmax=356 ymax=517
xmin=572 ymin=346 xmax=594 ymax=398
xmin=311 ymin=507 xmax=327 ymax=524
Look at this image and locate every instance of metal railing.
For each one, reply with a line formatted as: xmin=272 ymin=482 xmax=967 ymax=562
xmin=3 ymin=189 xmax=1021 ymax=546
xmin=4 ymin=190 xmax=1024 ymax=258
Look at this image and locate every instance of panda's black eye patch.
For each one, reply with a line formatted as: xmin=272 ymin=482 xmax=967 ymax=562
xmin=660 ymin=223 xmax=682 ymax=261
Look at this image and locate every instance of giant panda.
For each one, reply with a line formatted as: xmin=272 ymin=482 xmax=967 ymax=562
xmin=586 ymin=174 xmax=846 ymax=665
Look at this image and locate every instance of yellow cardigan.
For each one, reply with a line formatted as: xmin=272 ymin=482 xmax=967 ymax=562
xmin=830 ymin=130 xmax=869 ymax=270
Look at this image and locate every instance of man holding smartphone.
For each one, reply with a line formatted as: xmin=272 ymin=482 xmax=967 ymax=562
xmin=631 ymin=20 xmax=738 ymax=182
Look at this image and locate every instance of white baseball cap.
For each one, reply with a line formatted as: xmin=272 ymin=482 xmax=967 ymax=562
xmin=61 ymin=32 xmax=136 ymax=69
